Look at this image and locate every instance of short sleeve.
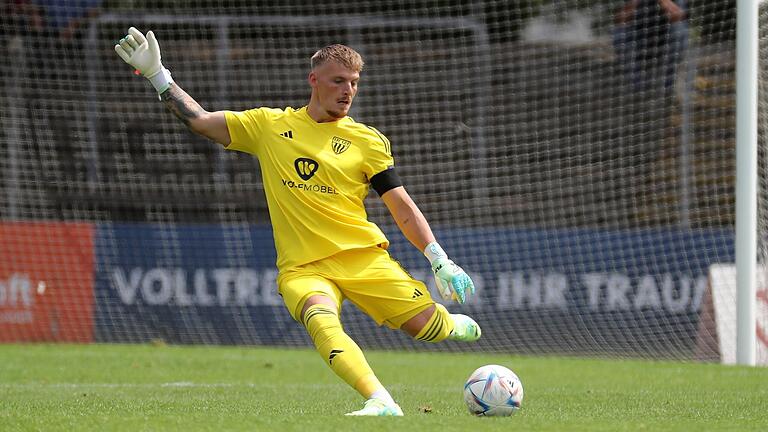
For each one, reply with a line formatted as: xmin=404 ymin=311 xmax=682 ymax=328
xmin=224 ymin=108 xmax=268 ymax=155
xmin=362 ymin=126 xmax=395 ymax=181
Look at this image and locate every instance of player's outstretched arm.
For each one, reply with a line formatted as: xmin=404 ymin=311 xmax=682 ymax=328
xmin=114 ymin=27 xmax=231 ymax=146
xmin=159 ymin=85 xmax=230 ymax=145
xmin=381 ymin=186 xmax=475 ymax=304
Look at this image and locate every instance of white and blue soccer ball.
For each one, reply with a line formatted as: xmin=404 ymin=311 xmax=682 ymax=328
xmin=463 ymin=364 xmax=523 ymax=416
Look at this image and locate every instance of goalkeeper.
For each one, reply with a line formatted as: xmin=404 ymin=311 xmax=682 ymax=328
xmin=115 ymin=27 xmax=481 ymax=417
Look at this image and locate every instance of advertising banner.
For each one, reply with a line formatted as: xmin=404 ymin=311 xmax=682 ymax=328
xmin=707 ymin=264 xmax=768 ymax=365
xmin=94 ymin=223 xmax=305 ymax=344
xmin=0 ymin=222 xmax=95 ymax=342
xmin=93 ymin=223 xmax=734 ymax=356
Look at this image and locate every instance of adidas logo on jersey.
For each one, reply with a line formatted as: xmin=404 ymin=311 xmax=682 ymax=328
xmin=280 ymin=130 xmax=293 ymax=139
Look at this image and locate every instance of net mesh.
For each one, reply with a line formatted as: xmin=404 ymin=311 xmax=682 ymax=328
xmin=758 ymin=1 xmax=768 ymax=364
xmin=0 ymin=0 xmax=745 ymax=359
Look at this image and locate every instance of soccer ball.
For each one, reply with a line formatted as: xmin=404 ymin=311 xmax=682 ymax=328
xmin=463 ymin=364 xmax=523 ymax=416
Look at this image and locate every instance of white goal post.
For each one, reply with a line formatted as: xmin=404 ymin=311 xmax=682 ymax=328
xmin=737 ymin=0 xmax=759 ymax=366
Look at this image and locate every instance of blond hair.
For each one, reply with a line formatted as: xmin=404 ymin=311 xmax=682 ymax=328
xmin=310 ymin=44 xmax=364 ymax=72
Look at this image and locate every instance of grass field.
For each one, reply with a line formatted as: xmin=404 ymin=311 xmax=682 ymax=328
xmin=1 ymin=344 xmax=766 ymax=431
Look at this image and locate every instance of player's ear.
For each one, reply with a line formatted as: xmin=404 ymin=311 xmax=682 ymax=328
xmin=308 ymin=71 xmax=317 ymax=88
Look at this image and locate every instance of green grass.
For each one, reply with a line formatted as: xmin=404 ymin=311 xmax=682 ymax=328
xmin=1 ymin=344 xmax=766 ymax=431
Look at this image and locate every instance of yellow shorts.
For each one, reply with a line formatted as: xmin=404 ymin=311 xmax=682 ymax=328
xmin=277 ymin=246 xmax=435 ymax=329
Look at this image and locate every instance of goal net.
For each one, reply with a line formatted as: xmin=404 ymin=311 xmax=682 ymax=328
xmin=0 ymin=1 xmax=745 ymax=360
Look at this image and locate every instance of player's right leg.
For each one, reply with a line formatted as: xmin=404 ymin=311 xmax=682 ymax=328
xmin=278 ymin=272 xmax=403 ymax=416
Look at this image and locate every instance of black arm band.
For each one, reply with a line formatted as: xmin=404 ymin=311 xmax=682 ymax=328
xmin=370 ymin=168 xmax=403 ymax=196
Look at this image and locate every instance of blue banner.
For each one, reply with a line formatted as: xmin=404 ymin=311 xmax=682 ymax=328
xmin=94 ymin=223 xmax=733 ymax=355
xmin=94 ymin=223 xmax=305 ymax=345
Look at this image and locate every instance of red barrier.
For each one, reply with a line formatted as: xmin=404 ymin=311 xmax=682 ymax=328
xmin=0 ymin=222 xmax=94 ymax=342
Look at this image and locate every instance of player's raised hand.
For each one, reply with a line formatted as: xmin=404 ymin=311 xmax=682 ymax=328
xmin=115 ymin=27 xmax=161 ymax=77
xmin=424 ymin=243 xmax=475 ymax=304
xmin=115 ymin=27 xmax=173 ymax=93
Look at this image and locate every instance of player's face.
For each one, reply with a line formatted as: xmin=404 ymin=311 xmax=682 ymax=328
xmin=309 ymin=61 xmax=359 ymax=121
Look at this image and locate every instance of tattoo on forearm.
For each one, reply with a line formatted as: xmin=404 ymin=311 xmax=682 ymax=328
xmin=160 ymin=84 xmax=205 ymax=127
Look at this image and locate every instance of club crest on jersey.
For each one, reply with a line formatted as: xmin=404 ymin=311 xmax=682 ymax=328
xmin=294 ymin=158 xmax=319 ymax=180
xmin=331 ymin=136 xmax=351 ymax=154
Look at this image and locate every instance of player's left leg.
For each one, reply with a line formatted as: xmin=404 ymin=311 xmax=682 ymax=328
xmin=333 ymin=247 xmax=482 ymax=345
xmin=327 ymin=246 xmax=482 ymax=414
xmin=400 ymin=303 xmax=481 ymax=343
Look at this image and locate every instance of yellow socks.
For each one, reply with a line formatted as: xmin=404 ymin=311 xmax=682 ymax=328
xmin=302 ymin=302 xmax=457 ymax=401
xmin=302 ymin=304 xmax=383 ymax=398
xmin=414 ymin=303 xmax=454 ymax=343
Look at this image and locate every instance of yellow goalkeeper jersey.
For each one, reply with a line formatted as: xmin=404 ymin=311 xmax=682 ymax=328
xmin=224 ymin=106 xmax=394 ymax=271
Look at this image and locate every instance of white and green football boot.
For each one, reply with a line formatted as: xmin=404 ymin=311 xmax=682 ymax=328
xmin=345 ymin=398 xmax=404 ymax=416
xmin=447 ymin=314 xmax=482 ymax=342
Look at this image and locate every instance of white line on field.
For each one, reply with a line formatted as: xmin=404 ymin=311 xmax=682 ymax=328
xmin=0 ymin=382 xmax=341 ymax=389
xmin=0 ymin=382 xmax=459 ymax=393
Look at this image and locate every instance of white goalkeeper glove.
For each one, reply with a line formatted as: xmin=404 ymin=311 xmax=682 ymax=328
xmin=424 ymin=242 xmax=475 ymax=304
xmin=114 ymin=27 xmax=173 ymax=93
